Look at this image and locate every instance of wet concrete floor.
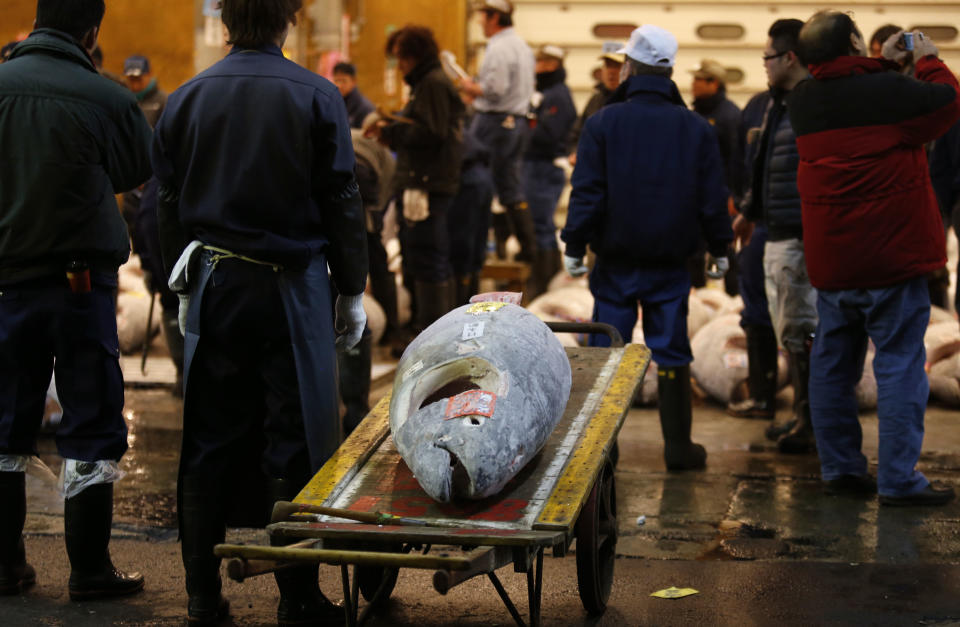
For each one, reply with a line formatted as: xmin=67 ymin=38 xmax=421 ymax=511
xmin=10 ymin=367 xmax=960 ymax=625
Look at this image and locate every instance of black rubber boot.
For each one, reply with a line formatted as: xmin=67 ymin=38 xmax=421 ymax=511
xmin=0 ymin=472 xmax=35 ymax=595
xmin=338 ymin=330 xmax=372 ymax=436
xmin=657 ymin=366 xmax=707 ymax=470
xmin=180 ymin=475 xmax=229 ymax=625
xmin=506 ymin=202 xmax=538 ymax=263
xmin=777 ymin=349 xmax=817 ymax=454
xmin=727 ymin=325 xmax=778 ymax=420
xmin=413 ymin=279 xmax=455 ymax=333
xmin=269 ymin=480 xmax=343 ymax=627
xmin=491 ymin=212 xmax=512 ymax=260
xmin=64 ymin=483 xmax=144 ymax=601
xmin=454 ymin=275 xmax=474 ymax=307
xmin=370 ymin=268 xmax=400 ymax=346
xmin=527 ymin=248 xmax=561 ymax=301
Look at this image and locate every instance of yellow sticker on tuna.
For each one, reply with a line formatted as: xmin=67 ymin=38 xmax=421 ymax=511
xmin=466 ymin=302 xmax=507 ymax=314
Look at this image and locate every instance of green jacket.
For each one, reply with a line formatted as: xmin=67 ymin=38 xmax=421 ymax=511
xmin=0 ymin=29 xmax=152 ymax=283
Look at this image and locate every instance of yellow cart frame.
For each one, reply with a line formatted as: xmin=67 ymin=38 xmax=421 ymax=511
xmin=216 ymin=323 xmax=650 ymax=627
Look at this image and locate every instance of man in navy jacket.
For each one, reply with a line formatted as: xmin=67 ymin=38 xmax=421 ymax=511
xmin=562 ymin=25 xmax=732 ymax=471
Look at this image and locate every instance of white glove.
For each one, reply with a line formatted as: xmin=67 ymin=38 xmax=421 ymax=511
xmin=177 ymin=294 xmax=190 ymax=336
xmin=563 ymin=255 xmax=588 ymax=278
xmin=402 ymin=189 xmax=430 ymax=222
xmin=706 ymin=255 xmax=730 ymax=279
xmin=335 ymin=293 xmax=366 ymax=350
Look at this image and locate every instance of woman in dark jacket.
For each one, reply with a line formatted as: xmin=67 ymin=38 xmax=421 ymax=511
xmin=379 ymin=25 xmax=465 ymax=332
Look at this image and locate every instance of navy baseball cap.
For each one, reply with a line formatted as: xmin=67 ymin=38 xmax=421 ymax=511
xmin=123 ymin=55 xmax=150 ymax=77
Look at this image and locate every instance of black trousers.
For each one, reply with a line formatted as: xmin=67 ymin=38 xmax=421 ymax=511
xmin=181 ymin=260 xmax=313 ymax=488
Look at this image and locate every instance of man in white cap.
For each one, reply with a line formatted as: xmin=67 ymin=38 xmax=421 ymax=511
xmin=459 ymin=0 xmax=536 ymax=262
xmin=561 ymin=25 xmax=732 ymax=471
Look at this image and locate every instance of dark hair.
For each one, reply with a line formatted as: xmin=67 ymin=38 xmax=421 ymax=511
xmin=333 ymin=61 xmax=357 ymax=77
xmin=482 ymin=9 xmax=512 ymax=28
xmin=35 ymin=0 xmax=105 ymax=42
xmin=768 ymin=19 xmax=803 ymax=55
xmin=221 ymin=0 xmax=303 ymax=48
xmin=386 ymin=25 xmax=439 ymax=66
xmin=870 ymin=24 xmax=902 ymax=49
xmin=798 ymin=11 xmax=862 ymax=65
xmin=626 ymin=58 xmax=672 ymax=79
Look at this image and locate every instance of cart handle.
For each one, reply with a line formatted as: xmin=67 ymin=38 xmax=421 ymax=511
xmin=545 ymin=321 xmax=624 ymax=348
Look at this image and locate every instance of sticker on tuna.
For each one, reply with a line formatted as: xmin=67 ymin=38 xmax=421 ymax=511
xmin=466 ymin=302 xmax=507 ymax=315
xmin=462 ymin=321 xmax=485 ymax=340
xmin=469 ymin=292 xmax=522 ymax=305
xmin=444 ymin=390 xmax=497 ymax=421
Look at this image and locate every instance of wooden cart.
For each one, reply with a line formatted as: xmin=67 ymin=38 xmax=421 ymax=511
xmin=215 ymin=323 xmax=650 ymax=627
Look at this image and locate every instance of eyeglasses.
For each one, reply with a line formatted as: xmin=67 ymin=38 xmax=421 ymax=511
xmin=762 ymin=50 xmax=789 ymax=62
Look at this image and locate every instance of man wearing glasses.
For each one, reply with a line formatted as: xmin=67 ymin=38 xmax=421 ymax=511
xmin=733 ymin=19 xmax=818 ymax=454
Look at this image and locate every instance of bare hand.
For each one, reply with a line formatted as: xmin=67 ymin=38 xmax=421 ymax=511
xmin=732 ymin=214 xmax=754 ymax=248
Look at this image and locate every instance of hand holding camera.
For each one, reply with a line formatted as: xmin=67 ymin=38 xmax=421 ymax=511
xmin=882 ymin=29 xmax=938 ymax=64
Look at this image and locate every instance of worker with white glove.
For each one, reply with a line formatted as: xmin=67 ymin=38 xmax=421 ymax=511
xmin=150 ymin=4 xmax=369 ymax=622
xmin=559 ymin=25 xmax=733 ymax=473
xmin=334 ymin=293 xmax=366 ymax=350
xmin=563 ymin=254 xmax=588 ymax=277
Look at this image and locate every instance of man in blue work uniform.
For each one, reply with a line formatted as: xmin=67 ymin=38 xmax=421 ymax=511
xmin=562 ymin=25 xmax=733 ymax=471
xmin=523 ymin=44 xmax=577 ymax=299
xmin=151 ymin=0 xmax=368 ymax=623
xmin=459 ymin=0 xmax=537 ymax=262
xmin=0 ymin=0 xmax=152 ymax=601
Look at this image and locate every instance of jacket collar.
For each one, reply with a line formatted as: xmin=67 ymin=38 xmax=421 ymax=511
xmin=808 ymin=55 xmax=900 ymax=80
xmin=609 ymin=74 xmax=685 ymax=107
xmin=692 ymin=87 xmax=727 ymax=115
xmin=228 ymin=43 xmax=284 ymax=58
xmin=536 ymin=67 xmax=566 ymax=91
xmin=404 ymin=57 xmax=442 ymax=87
xmin=8 ymin=28 xmax=96 ymax=72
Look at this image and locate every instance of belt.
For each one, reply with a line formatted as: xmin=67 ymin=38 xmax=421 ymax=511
xmin=202 ymin=245 xmax=283 ymax=273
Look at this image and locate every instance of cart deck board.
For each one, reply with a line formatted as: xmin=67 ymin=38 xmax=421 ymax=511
xmin=288 ymin=344 xmax=649 ymax=542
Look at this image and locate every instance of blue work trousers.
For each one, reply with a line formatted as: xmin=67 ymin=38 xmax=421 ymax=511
xmin=523 ymin=158 xmax=565 ymax=251
xmin=810 ymin=277 xmax=931 ymax=497
xmin=0 ymin=275 xmax=127 ymax=462
xmin=400 ymin=193 xmax=454 ymax=283
xmin=449 ymin=164 xmax=494 ymax=277
xmin=588 ymin=260 xmax=692 ymax=366
xmin=737 ymin=224 xmax=773 ymax=329
xmin=470 ymin=113 xmax=527 ymax=206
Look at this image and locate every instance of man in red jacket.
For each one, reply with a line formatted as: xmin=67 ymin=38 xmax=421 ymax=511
xmin=789 ymin=11 xmax=960 ymax=506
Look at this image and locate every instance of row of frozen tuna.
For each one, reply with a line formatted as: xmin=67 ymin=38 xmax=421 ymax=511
xmin=526 ymin=276 xmax=960 ymax=411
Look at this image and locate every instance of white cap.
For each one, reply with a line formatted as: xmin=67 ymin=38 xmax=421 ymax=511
xmin=478 ymin=0 xmax=513 ymax=13
xmin=617 ymin=25 xmax=678 ymax=68
xmin=537 ymin=44 xmax=566 ymax=61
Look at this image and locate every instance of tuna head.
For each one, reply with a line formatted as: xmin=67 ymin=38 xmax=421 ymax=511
xmin=390 ymin=303 xmax=572 ymax=503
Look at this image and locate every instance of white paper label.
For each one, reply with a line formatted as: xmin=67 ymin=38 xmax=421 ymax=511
xmin=462 ymin=321 xmax=485 ymax=340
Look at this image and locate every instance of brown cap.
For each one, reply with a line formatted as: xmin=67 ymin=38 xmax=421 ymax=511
xmin=689 ymin=59 xmax=728 ymax=83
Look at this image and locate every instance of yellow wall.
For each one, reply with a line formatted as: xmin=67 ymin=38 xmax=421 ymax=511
xmin=343 ymin=0 xmax=467 ymax=111
xmin=2 ymin=0 xmax=196 ymax=92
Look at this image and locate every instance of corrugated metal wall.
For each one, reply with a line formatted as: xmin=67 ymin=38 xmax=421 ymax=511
xmin=469 ymin=0 xmax=960 ymax=108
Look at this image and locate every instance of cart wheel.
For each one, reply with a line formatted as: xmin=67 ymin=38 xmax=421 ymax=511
xmin=357 ymin=543 xmax=403 ymax=606
xmin=575 ymin=460 xmax=617 ymax=615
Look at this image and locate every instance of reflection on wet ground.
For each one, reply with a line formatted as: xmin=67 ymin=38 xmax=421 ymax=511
xmin=23 ymin=385 xmax=960 ymax=567
xmin=618 ymin=395 xmax=960 ymax=565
